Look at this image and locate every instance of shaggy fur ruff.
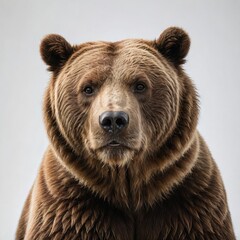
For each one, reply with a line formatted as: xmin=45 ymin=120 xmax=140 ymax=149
xmin=16 ymin=27 xmax=235 ymax=239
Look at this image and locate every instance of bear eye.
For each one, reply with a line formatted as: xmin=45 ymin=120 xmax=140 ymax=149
xmin=83 ymin=86 xmax=94 ymax=95
xmin=134 ymin=82 xmax=146 ymax=93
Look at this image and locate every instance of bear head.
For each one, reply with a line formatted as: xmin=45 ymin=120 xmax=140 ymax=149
xmin=41 ymin=28 xmax=198 ymax=206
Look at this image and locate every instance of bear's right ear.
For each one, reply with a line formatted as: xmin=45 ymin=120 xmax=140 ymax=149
xmin=40 ymin=34 xmax=74 ymax=72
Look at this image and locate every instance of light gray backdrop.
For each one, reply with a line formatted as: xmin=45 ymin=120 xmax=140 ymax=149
xmin=0 ymin=0 xmax=239 ymax=239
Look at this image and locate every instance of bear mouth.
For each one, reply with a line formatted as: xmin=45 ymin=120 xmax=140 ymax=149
xmin=108 ymin=140 xmax=121 ymax=147
xmin=94 ymin=139 xmax=137 ymax=165
xmin=100 ymin=140 xmax=131 ymax=150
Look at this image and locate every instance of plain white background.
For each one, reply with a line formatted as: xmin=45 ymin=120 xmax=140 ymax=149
xmin=0 ymin=0 xmax=239 ymax=239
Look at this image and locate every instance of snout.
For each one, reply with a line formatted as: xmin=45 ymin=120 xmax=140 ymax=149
xmin=88 ymin=109 xmax=143 ymax=165
xmin=99 ymin=111 xmax=129 ymax=134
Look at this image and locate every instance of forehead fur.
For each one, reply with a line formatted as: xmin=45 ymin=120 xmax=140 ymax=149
xmin=63 ymin=39 xmax=175 ymax=84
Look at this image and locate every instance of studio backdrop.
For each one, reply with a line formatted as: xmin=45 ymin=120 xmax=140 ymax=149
xmin=0 ymin=0 xmax=239 ymax=239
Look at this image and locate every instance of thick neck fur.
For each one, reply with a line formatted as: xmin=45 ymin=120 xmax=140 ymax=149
xmin=43 ymin=69 xmax=199 ymax=210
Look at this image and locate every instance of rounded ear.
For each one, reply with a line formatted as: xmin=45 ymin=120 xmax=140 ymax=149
xmin=40 ymin=34 xmax=74 ymax=72
xmin=155 ymin=27 xmax=190 ymax=65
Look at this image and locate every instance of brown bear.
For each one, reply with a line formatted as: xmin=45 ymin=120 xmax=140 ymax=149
xmin=16 ymin=27 xmax=236 ymax=239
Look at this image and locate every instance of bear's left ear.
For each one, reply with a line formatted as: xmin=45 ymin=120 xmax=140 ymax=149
xmin=40 ymin=34 xmax=74 ymax=72
xmin=155 ymin=27 xmax=190 ymax=65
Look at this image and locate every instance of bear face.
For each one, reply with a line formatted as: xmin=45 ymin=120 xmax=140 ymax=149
xmin=41 ymin=27 xmax=196 ymax=171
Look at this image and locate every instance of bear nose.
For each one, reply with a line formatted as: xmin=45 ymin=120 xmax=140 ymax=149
xmin=99 ymin=111 xmax=129 ymax=134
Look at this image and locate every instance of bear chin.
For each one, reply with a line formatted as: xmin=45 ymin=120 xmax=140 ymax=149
xmin=95 ymin=146 xmax=135 ymax=166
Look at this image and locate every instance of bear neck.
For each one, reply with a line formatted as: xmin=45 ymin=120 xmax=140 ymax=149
xmin=43 ymin=73 xmax=199 ymax=210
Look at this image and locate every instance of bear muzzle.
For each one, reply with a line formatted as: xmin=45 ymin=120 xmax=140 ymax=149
xmin=98 ymin=110 xmax=131 ymax=150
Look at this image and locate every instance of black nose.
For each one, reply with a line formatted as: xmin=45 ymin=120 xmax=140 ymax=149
xmin=99 ymin=111 xmax=129 ymax=133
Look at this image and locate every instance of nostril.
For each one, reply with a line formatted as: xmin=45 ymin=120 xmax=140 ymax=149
xmin=99 ymin=112 xmax=114 ymax=132
xmin=115 ymin=117 xmax=125 ymax=129
xmin=102 ymin=118 xmax=112 ymax=128
xmin=115 ymin=112 xmax=129 ymax=130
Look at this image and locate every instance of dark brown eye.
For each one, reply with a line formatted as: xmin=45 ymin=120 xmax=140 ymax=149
xmin=83 ymin=86 xmax=94 ymax=95
xmin=134 ymin=82 xmax=146 ymax=93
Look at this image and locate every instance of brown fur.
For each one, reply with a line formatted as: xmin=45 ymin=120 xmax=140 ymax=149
xmin=16 ymin=27 xmax=235 ymax=239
